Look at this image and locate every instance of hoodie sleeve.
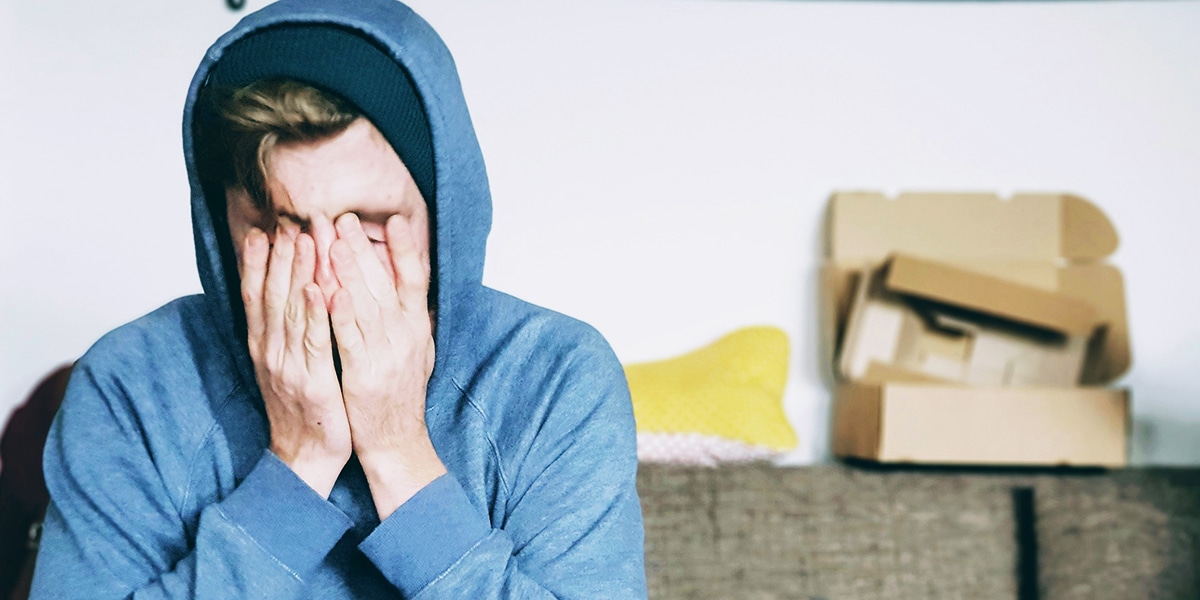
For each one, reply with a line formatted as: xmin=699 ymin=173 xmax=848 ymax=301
xmin=29 ymin=355 xmax=353 ymax=600
xmin=357 ymin=334 xmax=648 ymax=599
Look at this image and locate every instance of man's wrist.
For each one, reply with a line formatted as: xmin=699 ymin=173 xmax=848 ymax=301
xmin=271 ymin=445 xmax=348 ymax=499
xmin=358 ymin=443 xmax=448 ymax=520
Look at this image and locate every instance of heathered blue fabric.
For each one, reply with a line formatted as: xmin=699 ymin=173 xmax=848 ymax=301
xmin=30 ymin=0 xmax=648 ymax=598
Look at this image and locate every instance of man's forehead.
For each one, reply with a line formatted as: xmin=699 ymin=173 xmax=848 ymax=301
xmin=261 ymin=119 xmax=423 ymax=225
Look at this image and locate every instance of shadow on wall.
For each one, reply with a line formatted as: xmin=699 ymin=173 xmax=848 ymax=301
xmin=1128 ymin=338 xmax=1200 ymax=465
xmin=1132 ymin=414 xmax=1200 ymax=467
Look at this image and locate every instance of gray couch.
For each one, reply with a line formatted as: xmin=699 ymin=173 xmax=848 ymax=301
xmin=637 ymin=464 xmax=1200 ymax=599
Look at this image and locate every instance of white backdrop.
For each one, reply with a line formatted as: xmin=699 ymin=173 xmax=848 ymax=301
xmin=2 ymin=0 xmax=1198 ymax=465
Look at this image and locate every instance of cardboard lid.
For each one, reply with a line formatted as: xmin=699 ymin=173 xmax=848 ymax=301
xmin=883 ymin=254 xmax=1101 ymax=334
xmin=828 ymin=192 xmax=1119 ymax=264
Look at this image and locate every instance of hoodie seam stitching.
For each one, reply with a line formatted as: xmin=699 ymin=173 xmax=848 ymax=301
xmin=450 ymin=377 xmax=512 ymax=500
xmin=180 ymin=382 xmax=245 ymax=521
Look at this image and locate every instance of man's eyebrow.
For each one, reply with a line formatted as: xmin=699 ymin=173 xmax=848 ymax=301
xmin=276 ymin=212 xmax=309 ymax=227
xmin=275 ymin=210 xmax=397 ymax=226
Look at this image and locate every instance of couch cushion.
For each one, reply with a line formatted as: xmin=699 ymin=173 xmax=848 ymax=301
xmin=638 ymin=464 xmax=1018 ymax=599
xmin=637 ymin=465 xmax=1200 ymax=600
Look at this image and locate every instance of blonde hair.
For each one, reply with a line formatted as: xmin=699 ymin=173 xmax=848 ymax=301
xmin=196 ymin=79 xmax=361 ymax=209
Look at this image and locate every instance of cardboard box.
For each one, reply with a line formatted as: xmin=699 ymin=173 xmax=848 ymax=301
xmin=823 ymin=192 xmax=1131 ymax=467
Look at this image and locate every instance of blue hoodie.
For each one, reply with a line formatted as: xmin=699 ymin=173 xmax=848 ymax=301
xmin=30 ymin=1 xmax=647 ymax=598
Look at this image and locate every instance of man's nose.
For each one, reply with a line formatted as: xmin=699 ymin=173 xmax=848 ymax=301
xmin=310 ymin=216 xmax=339 ymax=307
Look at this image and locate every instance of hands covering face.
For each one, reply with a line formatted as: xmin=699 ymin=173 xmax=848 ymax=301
xmin=239 ymin=212 xmax=438 ymax=501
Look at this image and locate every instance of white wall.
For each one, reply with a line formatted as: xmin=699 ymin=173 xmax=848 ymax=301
xmin=3 ymin=0 xmax=1198 ymax=465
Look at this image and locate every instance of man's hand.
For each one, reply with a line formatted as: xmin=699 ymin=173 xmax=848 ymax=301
xmin=241 ymin=225 xmax=352 ymax=498
xmin=328 ymin=213 xmax=445 ymax=520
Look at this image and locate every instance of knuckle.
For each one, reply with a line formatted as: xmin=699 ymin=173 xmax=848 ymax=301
xmin=303 ymin=333 xmax=325 ymax=355
xmin=285 ymin=300 xmax=302 ymax=323
xmin=280 ymin=369 xmax=305 ymax=393
xmin=341 ymin=336 xmax=365 ymax=356
xmin=299 ymin=382 xmax=324 ymax=402
xmin=263 ymin=293 xmax=285 ymax=313
xmin=262 ymin=335 xmax=284 ymax=360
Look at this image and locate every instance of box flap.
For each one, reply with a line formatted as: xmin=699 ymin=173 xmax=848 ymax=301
xmin=828 ymin=192 xmax=1119 ymax=264
xmin=883 ymin=254 xmax=1100 ymax=335
xmin=1061 ymin=264 xmax=1130 ymax=383
xmin=1061 ymin=194 xmax=1120 ymax=260
xmin=831 ymin=384 xmax=882 ymax=459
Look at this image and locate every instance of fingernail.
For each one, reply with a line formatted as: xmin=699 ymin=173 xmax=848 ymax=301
xmin=336 ymin=213 xmax=360 ymax=234
xmin=296 ymin=233 xmax=313 ymax=254
xmin=303 ymin=283 xmax=321 ymax=302
xmin=391 ymin=218 xmax=416 ymax=244
xmin=246 ymin=228 xmax=265 ymax=248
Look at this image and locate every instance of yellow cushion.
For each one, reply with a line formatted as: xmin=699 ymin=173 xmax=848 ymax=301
xmin=624 ymin=326 xmax=797 ymax=451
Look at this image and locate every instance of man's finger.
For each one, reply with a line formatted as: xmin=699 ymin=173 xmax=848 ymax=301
xmin=282 ymin=234 xmax=317 ymax=365
xmin=410 ymin=204 xmax=432 ymax=283
xmin=386 ymin=215 xmax=429 ymax=312
xmin=329 ymin=287 xmax=366 ymax=367
xmin=290 ymin=234 xmax=316 ymax=300
xmin=240 ymin=227 xmax=269 ymax=340
xmin=302 ymin=283 xmax=333 ymax=371
xmin=330 ymin=239 xmax=389 ymax=350
xmin=263 ymin=225 xmax=297 ymax=354
xmin=334 ymin=213 xmax=398 ymax=307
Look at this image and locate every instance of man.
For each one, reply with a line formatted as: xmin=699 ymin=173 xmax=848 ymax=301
xmin=30 ymin=1 xmax=647 ymax=598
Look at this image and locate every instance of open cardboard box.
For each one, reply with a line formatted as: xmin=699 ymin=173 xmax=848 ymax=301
xmin=822 ymin=192 xmax=1131 ymax=467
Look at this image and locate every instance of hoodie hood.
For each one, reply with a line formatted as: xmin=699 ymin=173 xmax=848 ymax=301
xmin=183 ymin=0 xmax=492 ymax=388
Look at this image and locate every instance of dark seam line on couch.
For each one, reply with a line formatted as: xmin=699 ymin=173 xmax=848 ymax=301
xmin=1012 ymin=486 xmax=1039 ymax=600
